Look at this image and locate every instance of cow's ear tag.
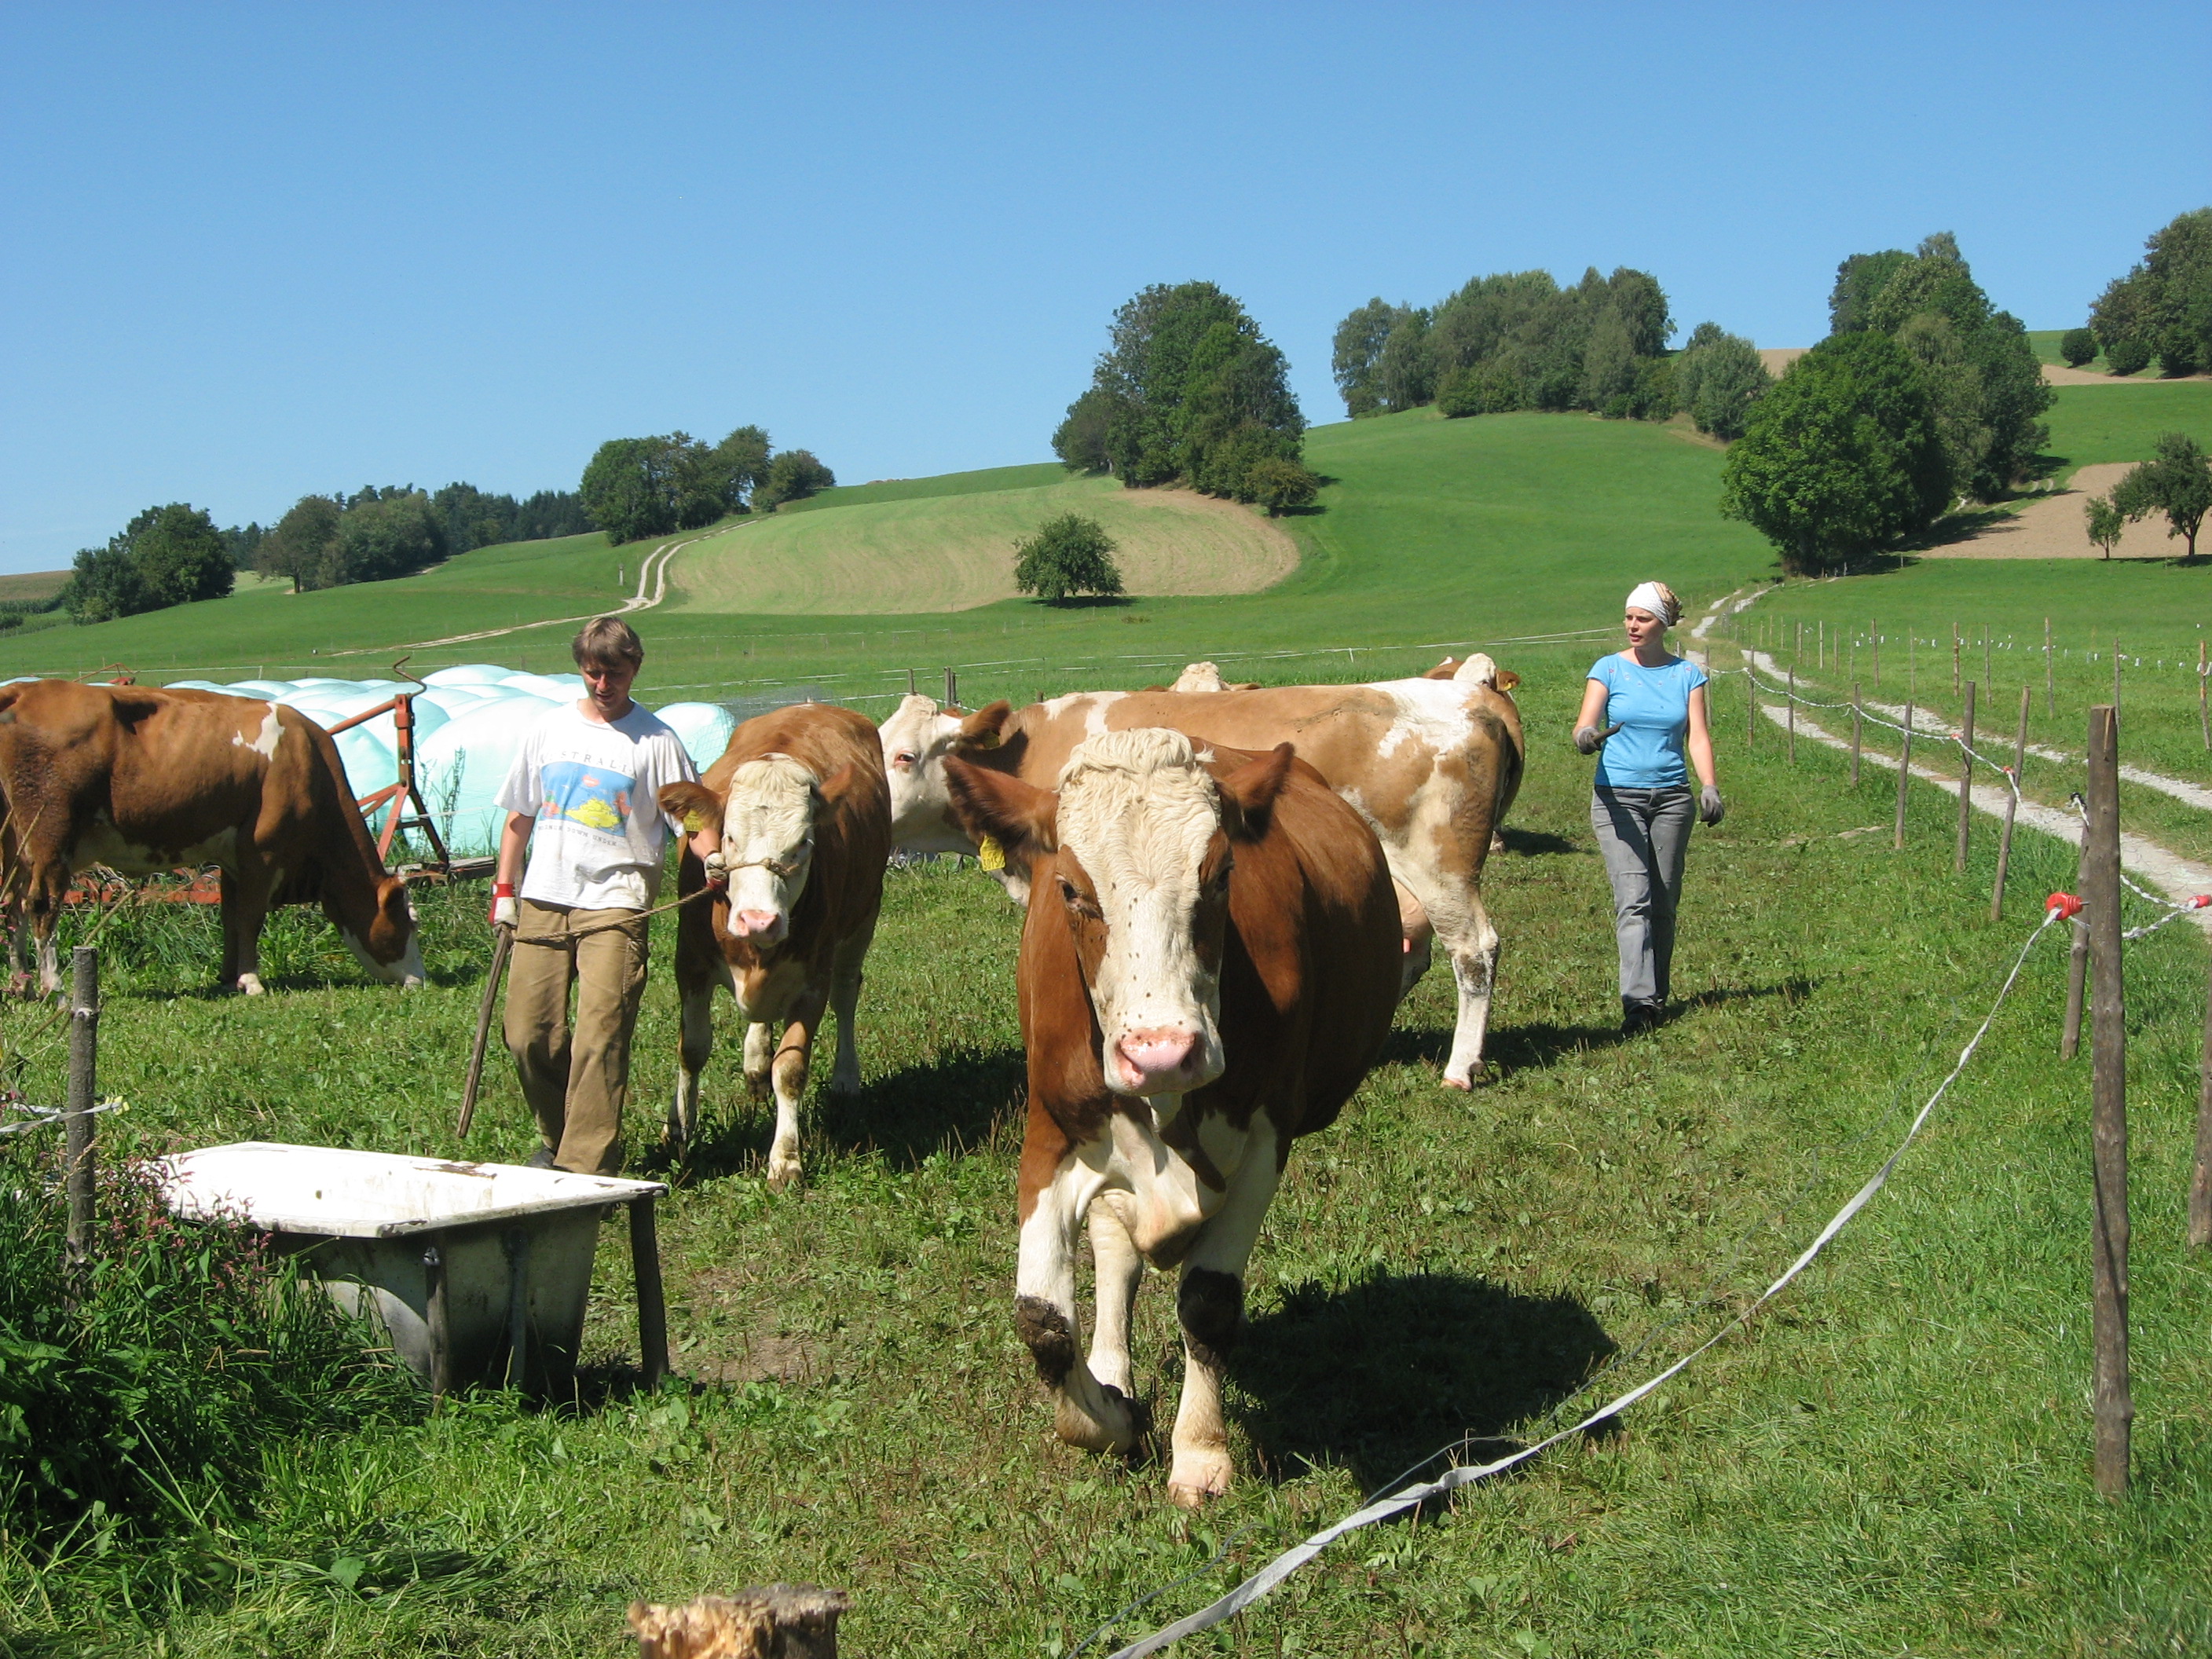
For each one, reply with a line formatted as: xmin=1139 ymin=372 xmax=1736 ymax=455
xmin=972 ymin=729 xmax=1001 ymax=749
xmin=682 ymin=810 xmax=707 ymax=833
xmin=978 ymin=835 xmax=1007 ymax=871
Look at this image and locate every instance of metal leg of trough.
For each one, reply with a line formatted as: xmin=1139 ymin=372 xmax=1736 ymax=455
xmin=424 ymin=1238 xmax=454 ymax=1404
xmin=630 ymin=1196 xmax=670 ymax=1390
xmin=502 ymin=1226 xmax=530 ymax=1392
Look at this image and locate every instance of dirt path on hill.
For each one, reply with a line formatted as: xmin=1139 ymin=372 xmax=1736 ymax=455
xmin=2041 ymin=363 xmax=2212 ymax=386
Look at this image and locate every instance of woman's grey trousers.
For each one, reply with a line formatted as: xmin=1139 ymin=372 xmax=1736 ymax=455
xmin=1590 ymin=784 xmax=1694 ymax=1012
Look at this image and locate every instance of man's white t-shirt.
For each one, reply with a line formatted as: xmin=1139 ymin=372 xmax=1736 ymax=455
xmin=496 ymin=701 xmax=699 ymax=911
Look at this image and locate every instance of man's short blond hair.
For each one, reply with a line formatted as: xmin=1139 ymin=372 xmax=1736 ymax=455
xmin=573 ymin=616 xmax=644 ymax=670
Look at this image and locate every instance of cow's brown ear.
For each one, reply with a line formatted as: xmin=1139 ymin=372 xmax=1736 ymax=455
xmin=813 ymin=762 xmax=859 ymax=803
xmin=943 ymin=756 xmax=1057 ymax=855
xmin=954 ymin=701 xmax=1013 ymax=752
xmin=1423 ymin=658 xmax=1459 ymax=680
xmin=660 ymin=782 xmax=724 ymax=833
xmin=1218 ymin=742 xmax=1296 ymax=843
xmin=1493 ymin=668 xmax=1522 ymax=690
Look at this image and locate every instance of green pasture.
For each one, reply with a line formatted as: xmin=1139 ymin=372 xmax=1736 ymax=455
xmin=0 ymin=409 xmax=1781 ymax=705
xmin=664 ymin=471 xmax=1295 ymax=617
xmin=5 ymin=654 xmax=2209 ymax=1656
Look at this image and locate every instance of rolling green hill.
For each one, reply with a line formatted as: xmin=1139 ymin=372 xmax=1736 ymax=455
xmin=0 ymin=409 xmax=1778 ymax=705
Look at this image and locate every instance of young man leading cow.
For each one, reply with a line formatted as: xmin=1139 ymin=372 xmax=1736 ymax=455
xmin=493 ymin=617 xmax=716 ymax=1174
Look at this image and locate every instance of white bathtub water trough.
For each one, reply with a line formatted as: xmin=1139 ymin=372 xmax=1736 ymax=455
xmin=160 ymin=1142 xmax=670 ymax=1398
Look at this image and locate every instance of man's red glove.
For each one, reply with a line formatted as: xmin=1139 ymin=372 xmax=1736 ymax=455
xmin=490 ymin=881 xmax=518 ymax=928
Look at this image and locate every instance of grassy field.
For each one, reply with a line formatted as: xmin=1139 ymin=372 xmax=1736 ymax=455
xmin=665 ymin=472 xmax=1297 ymax=615
xmin=0 ymin=569 xmax=68 ymax=603
xmin=0 ymin=409 xmax=1781 ymax=704
xmin=5 ymin=648 xmax=2207 ymax=1656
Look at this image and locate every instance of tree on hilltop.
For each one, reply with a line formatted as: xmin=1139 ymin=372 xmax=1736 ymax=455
xmin=752 ymin=449 xmax=835 ymax=514
xmin=2113 ymin=432 xmax=2212 ymax=562
xmin=2084 ymin=493 xmax=2126 ymax=559
xmin=64 ymin=503 xmax=233 ymax=621
xmin=1013 ymin=515 xmax=1123 ymax=603
xmin=1053 ymin=282 xmax=1305 ymax=504
xmin=1672 ymin=322 xmax=1771 ymax=440
xmin=2091 ymin=207 xmax=2212 ymax=377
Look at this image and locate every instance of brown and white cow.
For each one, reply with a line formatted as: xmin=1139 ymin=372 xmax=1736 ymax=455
xmin=0 ymin=681 xmax=423 ymax=994
xmin=943 ymin=727 xmax=1400 ymax=1505
xmin=880 ymin=653 xmax=1522 ymax=1086
xmin=657 ymin=702 xmax=890 ymax=1189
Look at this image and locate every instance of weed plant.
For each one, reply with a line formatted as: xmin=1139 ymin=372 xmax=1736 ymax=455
xmin=0 ymin=1137 xmax=421 ymax=1624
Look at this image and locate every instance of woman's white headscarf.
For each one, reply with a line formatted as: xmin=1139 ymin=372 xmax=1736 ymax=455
xmin=1624 ymin=581 xmax=1680 ymax=628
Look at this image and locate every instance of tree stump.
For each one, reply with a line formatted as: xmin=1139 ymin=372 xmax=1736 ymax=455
xmin=629 ymin=1585 xmax=850 ymax=1658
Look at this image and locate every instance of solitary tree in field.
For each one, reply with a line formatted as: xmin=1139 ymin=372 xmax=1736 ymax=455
xmin=2084 ymin=493 xmax=2126 ymax=559
xmin=1013 ymin=515 xmax=1123 ymax=603
xmin=1719 ymin=331 xmax=1949 ymax=574
xmin=2060 ymin=328 xmax=2100 ymax=368
xmin=2114 ymin=432 xmax=2212 ymax=562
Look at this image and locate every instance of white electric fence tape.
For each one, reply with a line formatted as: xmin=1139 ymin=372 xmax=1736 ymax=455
xmin=0 ymin=1100 xmax=121 ymax=1137
xmin=1093 ymin=908 xmax=2066 ymax=1659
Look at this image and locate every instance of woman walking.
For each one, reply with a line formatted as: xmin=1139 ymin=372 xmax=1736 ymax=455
xmin=1573 ymin=582 xmax=1723 ymax=1035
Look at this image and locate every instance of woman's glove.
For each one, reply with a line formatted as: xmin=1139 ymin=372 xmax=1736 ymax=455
xmin=490 ymin=881 xmax=518 ymax=928
xmin=1699 ymin=786 xmax=1725 ymax=826
xmin=1573 ymin=723 xmax=1619 ymax=755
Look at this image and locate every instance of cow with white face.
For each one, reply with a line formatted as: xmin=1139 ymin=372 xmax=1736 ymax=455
xmin=658 ymin=703 xmax=890 ymax=1190
xmin=943 ymin=727 xmax=1400 ymax=1506
xmin=878 ymin=651 xmax=1522 ymax=1085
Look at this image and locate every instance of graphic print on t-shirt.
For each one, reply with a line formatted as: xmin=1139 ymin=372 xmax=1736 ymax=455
xmin=540 ymin=759 xmax=634 ymax=838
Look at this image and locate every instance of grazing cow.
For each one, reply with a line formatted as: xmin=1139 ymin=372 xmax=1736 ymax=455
xmin=879 ymin=652 xmax=1523 ymax=1085
xmin=943 ymin=728 xmax=1400 ymax=1505
xmin=1166 ymin=662 xmax=1261 ymax=694
xmin=0 ymin=681 xmax=423 ymax=994
xmin=657 ymin=702 xmax=890 ymax=1189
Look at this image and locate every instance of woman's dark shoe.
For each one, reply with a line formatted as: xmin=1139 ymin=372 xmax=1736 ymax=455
xmin=1621 ymin=1000 xmax=1664 ymax=1036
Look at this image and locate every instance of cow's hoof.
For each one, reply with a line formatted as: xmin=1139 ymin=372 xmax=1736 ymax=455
xmin=1055 ymin=1390 xmax=1141 ymax=1456
xmin=765 ymin=1153 xmax=802 ymax=1192
xmin=1166 ymin=1448 xmax=1233 ymax=1508
xmin=829 ymin=1070 xmax=861 ymax=1097
xmin=1440 ymin=1064 xmax=1486 ymax=1090
xmin=236 ymin=973 xmax=267 ymax=997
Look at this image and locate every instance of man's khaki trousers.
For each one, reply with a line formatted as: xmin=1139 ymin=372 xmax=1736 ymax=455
xmin=503 ymin=899 xmax=650 ymax=1175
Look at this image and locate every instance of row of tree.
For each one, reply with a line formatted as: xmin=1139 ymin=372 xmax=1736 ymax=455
xmin=2084 ymin=434 xmax=2212 ymax=562
xmin=1052 ymin=283 xmax=1319 ymax=515
xmin=1719 ymin=233 xmax=2053 ymax=573
xmin=1330 ymin=265 xmax=1778 ymax=441
xmin=251 ymin=483 xmax=595 ymax=594
xmin=62 ymin=480 xmax=595 ymax=618
xmin=2086 ymin=208 xmax=2212 ymax=377
xmin=577 ymin=428 xmax=834 ymax=545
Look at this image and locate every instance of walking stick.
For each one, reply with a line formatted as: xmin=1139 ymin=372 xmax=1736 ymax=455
xmin=458 ymin=922 xmax=515 ymax=1140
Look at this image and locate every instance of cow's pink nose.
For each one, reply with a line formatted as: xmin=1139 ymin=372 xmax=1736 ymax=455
xmin=1115 ymin=1028 xmax=1198 ymax=1089
xmin=733 ymin=909 xmax=785 ymax=940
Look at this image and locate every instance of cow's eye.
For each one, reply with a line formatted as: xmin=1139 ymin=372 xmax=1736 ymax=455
xmin=1210 ymin=861 xmax=1234 ymax=893
xmin=893 ymin=751 xmax=918 ymax=768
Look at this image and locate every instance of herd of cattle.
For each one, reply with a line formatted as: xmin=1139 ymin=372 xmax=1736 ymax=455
xmin=0 ymin=654 xmax=1524 ymax=1505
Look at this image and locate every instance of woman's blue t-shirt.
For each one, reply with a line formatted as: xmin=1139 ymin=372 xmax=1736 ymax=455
xmin=1588 ymin=654 xmax=1708 ymax=788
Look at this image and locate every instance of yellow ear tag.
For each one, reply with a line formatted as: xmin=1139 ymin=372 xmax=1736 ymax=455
xmin=977 ymin=835 xmax=1006 ymax=872
xmin=682 ymin=810 xmax=706 ymax=833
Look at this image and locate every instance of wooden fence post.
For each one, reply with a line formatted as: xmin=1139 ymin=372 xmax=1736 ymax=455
xmin=1787 ymin=667 xmax=1796 ymax=764
xmin=1954 ymin=682 xmax=1976 ymax=874
xmin=1893 ymin=701 xmax=1914 ymax=850
xmin=1746 ymin=668 xmax=1756 ymax=749
xmin=631 ymin=1587 xmax=850 ymax=1658
xmin=2084 ymin=703 xmax=2130 ymax=1499
xmin=2199 ymin=641 xmax=2207 ymax=752
xmin=1952 ymin=624 xmax=1961 ymax=694
xmin=2112 ymin=639 xmax=2121 ymax=720
xmin=1872 ymin=621 xmax=1879 ymax=688
xmin=1992 ymin=686 xmax=2028 ymax=921
xmin=2045 ymin=617 xmax=2054 ymax=716
xmin=64 ymin=946 xmax=99 ymax=1284
xmin=2192 ymin=968 xmax=2212 ymax=1248
xmin=1851 ymin=681 xmax=1862 ymax=786
xmin=944 ymin=667 xmax=958 ymax=708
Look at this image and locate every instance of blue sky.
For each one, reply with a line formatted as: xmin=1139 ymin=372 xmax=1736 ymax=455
xmin=2 ymin=2 xmax=2207 ymax=574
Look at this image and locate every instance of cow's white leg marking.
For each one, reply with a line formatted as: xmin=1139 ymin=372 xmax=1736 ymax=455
xmin=1016 ymin=1150 xmax=1139 ymax=1453
xmin=826 ymin=914 xmax=874 ymax=1097
xmin=1391 ymin=854 xmax=1495 ymax=1088
xmin=1168 ymin=1117 xmax=1280 ymax=1507
xmin=1086 ymin=1198 xmax=1144 ymax=1398
xmin=668 ymin=965 xmax=723 ymax=1147
xmin=742 ymin=1020 xmax=774 ymax=1099
xmin=37 ymin=930 xmax=59 ymax=997
xmin=764 ymin=991 xmax=824 ymax=1191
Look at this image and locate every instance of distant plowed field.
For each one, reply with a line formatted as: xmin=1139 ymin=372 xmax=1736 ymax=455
xmin=664 ymin=473 xmax=1298 ymax=614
